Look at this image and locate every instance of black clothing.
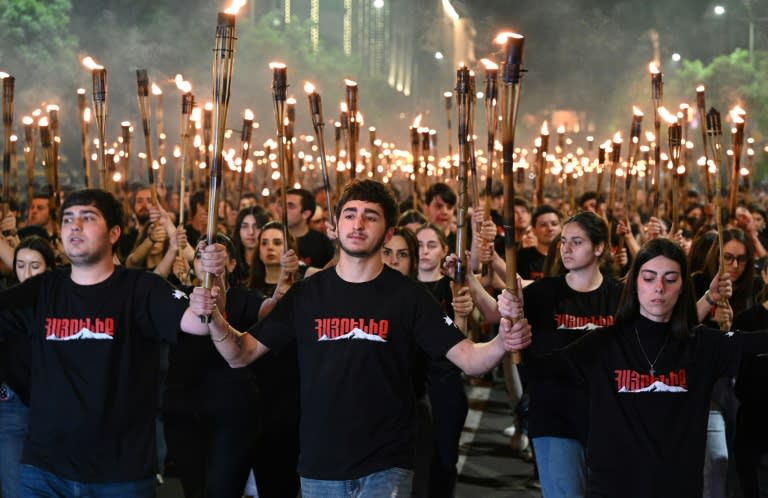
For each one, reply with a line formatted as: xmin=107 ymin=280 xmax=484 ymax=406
xmin=0 ymin=267 xmax=187 ymax=483
xmin=297 ymin=229 xmax=335 ymax=268
xmin=253 ymin=265 xmax=466 ymax=480
xmin=517 ymin=246 xmax=547 ymax=280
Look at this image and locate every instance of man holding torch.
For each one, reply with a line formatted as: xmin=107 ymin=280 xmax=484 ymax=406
xmin=190 ymin=179 xmax=531 ymax=496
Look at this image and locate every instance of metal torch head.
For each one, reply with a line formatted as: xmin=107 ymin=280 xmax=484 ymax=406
xmin=136 ymin=69 xmax=149 ymax=97
xmin=706 ymin=108 xmax=722 ymax=137
xmin=696 ymin=86 xmax=706 ymax=110
xmin=270 ymin=63 xmax=288 ymax=102
xmin=499 ymin=33 xmax=525 ymax=85
xmin=2 ymin=75 xmax=14 ymax=125
xmin=92 ymin=69 xmax=108 ymax=104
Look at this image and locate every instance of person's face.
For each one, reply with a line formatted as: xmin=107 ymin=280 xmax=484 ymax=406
xmin=337 ymin=200 xmax=391 ymax=258
xmin=15 ymin=248 xmax=47 ymax=283
xmin=239 ymin=214 xmax=260 ymax=251
xmin=514 ymin=205 xmax=530 ymax=230
xmin=239 ymin=197 xmax=257 ymax=211
xmin=193 ymin=202 xmax=207 ymax=227
xmin=581 ymin=198 xmax=597 ymax=213
xmin=687 ymin=207 xmax=702 ymax=221
xmin=752 ymin=212 xmax=766 ymax=232
xmin=735 ymin=206 xmax=752 ymax=230
xmin=611 ymin=202 xmax=625 ymax=219
xmin=533 ymin=213 xmax=561 ymax=247
xmin=169 ymin=193 xmax=181 ymax=213
xmin=636 ymin=255 xmax=683 ymax=323
xmin=722 ymin=239 xmax=748 ymax=281
xmin=680 ymin=237 xmax=693 ymax=255
xmin=309 ymin=208 xmax=328 ymax=233
xmin=284 ymin=194 xmax=308 ymax=229
xmin=417 ymin=228 xmax=447 ymax=274
xmin=258 ymin=228 xmax=284 ymax=266
xmin=382 ymin=235 xmax=412 ymax=276
xmin=61 ymin=205 xmax=120 ymax=266
xmin=134 ymin=189 xmax=152 ymax=223
xmin=521 ymin=226 xmax=537 ymax=248
xmin=425 ymin=196 xmax=453 ymax=231
xmin=560 ymin=222 xmax=602 ymax=272
xmin=28 ymin=198 xmax=50 ymax=226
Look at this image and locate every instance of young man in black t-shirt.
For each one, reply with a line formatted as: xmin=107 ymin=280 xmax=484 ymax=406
xmin=191 ymin=179 xmax=532 ymax=496
xmin=518 ymin=205 xmax=562 ymax=281
xmin=285 ymin=188 xmax=335 ymax=268
xmin=0 ymin=189 xmax=226 ymax=497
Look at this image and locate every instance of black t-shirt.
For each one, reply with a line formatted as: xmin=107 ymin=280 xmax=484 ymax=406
xmin=253 ymin=265 xmax=466 ymax=480
xmin=0 ymin=266 xmax=188 ymax=482
xmin=541 ymin=316 xmax=768 ymax=497
xmin=517 ymin=246 xmax=547 ymax=280
xmin=733 ymin=304 xmax=768 ymax=410
xmin=298 ymin=229 xmax=335 ymax=268
xmin=523 ymin=274 xmax=622 ymax=442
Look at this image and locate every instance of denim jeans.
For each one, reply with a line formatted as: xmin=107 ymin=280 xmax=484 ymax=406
xmin=703 ymin=409 xmax=728 ymax=498
xmin=300 ymin=467 xmax=413 ymax=497
xmin=532 ymin=436 xmax=586 ymax=498
xmin=0 ymin=386 xmax=29 ymax=498
xmin=19 ymin=465 xmax=156 ymax=498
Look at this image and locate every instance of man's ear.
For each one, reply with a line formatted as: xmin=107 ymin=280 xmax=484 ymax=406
xmin=384 ymin=227 xmax=395 ymax=243
xmin=109 ymin=225 xmax=122 ymax=246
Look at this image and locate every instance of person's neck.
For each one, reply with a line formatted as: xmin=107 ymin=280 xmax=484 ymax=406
xmin=417 ymin=267 xmax=441 ymax=282
xmin=565 ymin=265 xmax=603 ymax=292
xmin=535 ymin=242 xmax=549 ymax=256
xmin=264 ymin=263 xmax=281 ymax=284
xmin=70 ymin=258 xmax=116 ymax=286
xmin=335 ymin=252 xmax=384 ymax=283
xmin=245 ymin=247 xmax=256 ymax=265
xmin=290 ymin=223 xmax=309 ymax=238
xmin=191 ymin=219 xmax=206 ymax=232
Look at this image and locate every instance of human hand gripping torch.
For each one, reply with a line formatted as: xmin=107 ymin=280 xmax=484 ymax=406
xmin=136 ymin=69 xmax=158 ymax=204
xmin=202 ymin=2 xmax=242 ymax=305
xmin=305 ymin=82 xmax=336 ymax=232
xmin=649 ymin=63 xmax=663 ymax=217
xmin=1 ymin=72 xmax=13 ymax=220
xmin=83 ymin=57 xmax=108 ymax=191
xmin=696 ymin=86 xmax=713 ymax=202
xmin=497 ymin=32 xmax=525 ymax=364
xmin=22 ymin=116 xmax=36 ymax=207
xmin=270 ymin=62 xmax=290 ymax=247
xmin=706 ymin=107 xmax=730 ymax=325
xmin=38 ymin=117 xmax=59 ymax=236
xmin=455 ymin=65 xmax=471 ymax=288
xmin=345 ymin=79 xmax=358 ymax=179
xmin=728 ymin=107 xmax=746 ymax=220
xmin=237 ymin=109 xmax=254 ymax=207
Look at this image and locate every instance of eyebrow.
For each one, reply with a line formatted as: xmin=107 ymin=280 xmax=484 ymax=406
xmin=342 ymin=207 xmax=382 ymax=216
xmin=62 ymin=208 xmax=101 ymax=217
xmin=640 ymin=270 xmax=680 ymax=277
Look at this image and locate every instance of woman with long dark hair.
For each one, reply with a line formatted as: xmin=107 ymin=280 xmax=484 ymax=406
xmin=498 ymin=238 xmax=768 ymax=497
xmin=232 ymin=206 xmax=271 ymax=287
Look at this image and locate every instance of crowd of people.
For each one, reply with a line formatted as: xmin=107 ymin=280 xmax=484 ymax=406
xmin=1 ymin=175 xmax=768 ymax=498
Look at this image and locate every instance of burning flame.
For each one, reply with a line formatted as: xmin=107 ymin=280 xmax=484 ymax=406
xmin=412 ymin=114 xmax=422 ymax=128
xmin=633 ymin=106 xmax=644 ymax=117
xmin=344 ymin=79 xmax=358 ymax=87
xmin=657 ymin=106 xmax=677 ymax=124
xmin=494 ymin=32 xmax=523 ymax=45
xmin=38 ymin=117 xmax=49 ymax=127
xmin=244 ymin=108 xmax=254 ymax=120
xmin=83 ymin=109 xmax=91 ymax=123
xmin=443 ymin=91 xmax=453 ymax=98
xmin=696 ymin=85 xmax=705 ymax=93
xmin=204 ymin=102 xmax=214 ymax=111
xmin=286 ymin=97 xmax=296 ymax=105
xmin=480 ymin=58 xmax=498 ymax=70
xmin=174 ymin=74 xmax=192 ymax=93
xmin=81 ymin=56 xmax=104 ymax=70
xmin=730 ymin=108 xmax=745 ymax=124
xmin=77 ymin=88 xmax=86 ymax=95
xmin=540 ymin=121 xmax=549 ymax=135
xmin=556 ymin=125 xmax=566 ymax=134
xmin=0 ymin=72 xmax=9 ymax=79
xmin=613 ymin=131 xmax=623 ymax=143
xmin=648 ymin=62 xmax=660 ymax=74
xmin=22 ymin=116 xmax=33 ymax=126
xmin=151 ymin=83 xmax=162 ymax=95
xmin=269 ymin=62 xmax=286 ymax=70
xmin=304 ymin=82 xmax=316 ymax=94
xmin=340 ymin=102 xmax=348 ymax=113
xmin=645 ymin=131 xmax=655 ymax=142
xmin=46 ymin=104 xmax=60 ymax=112
xmin=224 ymin=0 xmax=247 ymax=15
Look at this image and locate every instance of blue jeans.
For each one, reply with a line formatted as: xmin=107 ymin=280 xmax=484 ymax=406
xmin=300 ymin=467 xmax=413 ymax=497
xmin=703 ymin=409 xmax=728 ymax=498
xmin=19 ymin=465 xmax=156 ymax=498
xmin=0 ymin=386 xmax=29 ymax=498
xmin=532 ymin=436 xmax=586 ymax=498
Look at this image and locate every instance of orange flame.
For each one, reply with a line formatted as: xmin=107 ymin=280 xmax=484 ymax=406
xmin=224 ymin=0 xmax=247 ymax=15
xmin=0 ymin=72 xmax=9 ymax=79
xmin=612 ymin=131 xmax=623 ymax=143
xmin=269 ymin=62 xmax=286 ymax=70
xmin=46 ymin=104 xmax=59 ymax=112
xmin=83 ymin=108 xmax=91 ymax=123
xmin=557 ymin=125 xmax=566 ymax=134
xmin=22 ymin=116 xmax=33 ymax=126
xmin=151 ymin=83 xmax=162 ymax=95
xmin=38 ymin=117 xmax=49 ymax=127
xmin=648 ymin=62 xmax=660 ymax=74
xmin=494 ymin=32 xmax=523 ymax=45
xmin=412 ymin=114 xmax=422 ymax=128
xmin=696 ymin=85 xmax=705 ymax=92
xmin=244 ymin=109 xmax=254 ymax=121
xmin=304 ymin=82 xmax=316 ymax=94
xmin=81 ymin=56 xmax=104 ymax=70
xmin=657 ymin=106 xmax=677 ymax=124
xmin=633 ymin=106 xmax=644 ymax=117
xmin=540 ymin=121 xmax=549 ymax=135
xmin=480 ymin=58 xmax=498 ymax=70
xmin=344 ymin=79 xmax=358 ymax=87
xmin=174 ymin=74 xmax=192 ymax=93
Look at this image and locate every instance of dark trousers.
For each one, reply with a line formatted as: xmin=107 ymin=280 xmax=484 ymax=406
xmin=251 ymin=422 xmax=300 ymax=498
xmin=736 ymin=405 xmax=768 ymax=498
xmin=428 ymin=372 xmax=468 ymax=498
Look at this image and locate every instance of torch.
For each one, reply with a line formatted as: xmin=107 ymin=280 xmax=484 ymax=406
xmin=481 ymin=59 xmax=499 ymax=216
xmin=536 ymin=121 xmax=549 ymax=208
xmin=237 ymin=109 xmax=254 ymax=206
xmin=344 ymin=79 xmax=359 ymax=180
xmin=649 ymin=62 xmax=663 ymax=218
xmin=625 ymin=107 xmax=643 ymax=215
xmin=444 ymin=91 xmax=454 ymax=172
xmin=409 ymin=114 xmax=422 ymax=210
xmin=22 ymin=116 xmax=36 ymax=206
xmin=455 ymin=65 xmax=471 ymax=286
xmin=305 ymin=82 xmax=336 ymax=231
xmin=77 ymin=88 xmax=92 ymax=188
xmin=696 ymin=85 xmax=713 ymax=202
xmin=1 ymin=72 xmax=13 ymax=218
xmin=728 ymin=106 xmax=745 ymax=220
xmin=203 ymin=1 xmax=243 ymax=295
xmin=706 ymin=107 xmax=730 ymax=328
xmin=202 ymin=102 xmax=213 ymax=185
xmin=497 ymin=31 xmax=526 ymax=364
xmin=83 ymin=56 xmax=108 ymax=190
xmin=39 ymin=117 xmax=59 ymax=235
xmin=597 ymin=143 xmax=606 ymax=197
xmin=607 ymin=131 xmax=622 ymax=227
xmin=659 ymin=107 xmax=682 ymax=232
xmin=137 ymin=69 xmax=158 ymax=204
xmin=152 ymin=83 xmax=166 ymax=185
xmin=174 ymin=74 xmax=193 ymax=233
xmin=285 ymin=97 xmax=296 ymax=187
xmin=270 ymin=62 xmax=290 ymax=246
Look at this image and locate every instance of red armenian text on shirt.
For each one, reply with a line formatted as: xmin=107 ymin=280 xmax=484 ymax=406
xmin=314 ymin=317 xmax=390 ymax=340
xmin=614 ymin=369 xmax=688 ymax=392
xmin=554 ymin=314 xmax=614 ymax=329
xmin=45 ymin=317 xmax=115 ymax=340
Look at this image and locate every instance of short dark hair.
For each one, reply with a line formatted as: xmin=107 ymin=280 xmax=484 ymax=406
xmin=577 ymin=191 xmax=598 ymax=209
xmin=531 ymin=205 xmax=563 ymax=227
xmin=424 ymin=183 xmax=457 ymax=208
xmin=287 ymin=188 xmax=316 ymax=215
xmin=189 ymin=190 xmax=207 ymax=218
xmin=61 ymin=189 xmax=123 ymax=233
xmin=512 ymin=197 xmax=530 ymax=212
xmin=336 ymin=179 xmax=399 ymax=230
xmin=397 ymin=209 xmax=427 ymax=228
xmin=615 ymin=238 xmax=698 ymax=340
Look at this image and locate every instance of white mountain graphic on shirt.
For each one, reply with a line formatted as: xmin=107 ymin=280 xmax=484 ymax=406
xmin=46 ymin=328 xmax=114 ymax=341
xmin=318 ymin=328 xmax=387 ymax=342
xmin=619 ymin=381 xmax=688 ymax=393
xmin=557 ymin=322 xmax=602 ymax=330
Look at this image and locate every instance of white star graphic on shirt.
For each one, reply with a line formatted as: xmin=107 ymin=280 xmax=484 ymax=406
xmin=726 ymin=331 xmax=734 ymax=337
xmin=172 ymin=289 xmax=188 ymax=300
xmin=443 ymin=315 xmax=456 ymax=328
